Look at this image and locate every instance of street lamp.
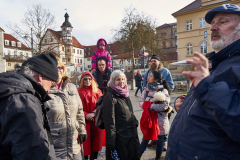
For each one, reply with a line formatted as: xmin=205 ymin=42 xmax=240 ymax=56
xmin=142 ymin=46 xmax=145 ymax=72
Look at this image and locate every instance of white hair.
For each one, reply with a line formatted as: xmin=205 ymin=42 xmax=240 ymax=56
xmin=211 ymin=22 xmax=240 ymax=53
xmin=107 ymin=70 xmax=127 ymax=87
xmin=21 ymin=64 xmax=39 ymax=77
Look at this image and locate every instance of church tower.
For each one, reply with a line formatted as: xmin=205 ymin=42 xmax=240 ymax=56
xmin=61 ymin=13 xmax=74 ymax=64
xmin=61 ymin=13 xmax=73 ymax=45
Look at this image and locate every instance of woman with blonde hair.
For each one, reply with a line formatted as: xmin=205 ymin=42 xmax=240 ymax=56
xmin=44 ymin=58 xmax=87 ymax=160
xmin=78 ymin=72 xmax=103 ymax=160
xmin=103 ymin=70 xmax=141 ymax=160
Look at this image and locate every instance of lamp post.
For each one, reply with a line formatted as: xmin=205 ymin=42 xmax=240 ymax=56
xmin=142 ymin=46 xmax=145 ymax=72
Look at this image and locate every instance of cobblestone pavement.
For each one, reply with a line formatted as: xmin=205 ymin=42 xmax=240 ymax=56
xmin=96 ymin=86 xmax=184 ymax=160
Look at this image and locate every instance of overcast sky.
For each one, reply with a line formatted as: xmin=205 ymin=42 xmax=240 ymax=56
xmin=0 ymin=0 xmax=193 ymax=46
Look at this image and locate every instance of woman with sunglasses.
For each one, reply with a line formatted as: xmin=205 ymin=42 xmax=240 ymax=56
xmin=78 ymin=72 xmax=103 ymax=160
xmin=44 ymin=59 xmax=87 ymax=160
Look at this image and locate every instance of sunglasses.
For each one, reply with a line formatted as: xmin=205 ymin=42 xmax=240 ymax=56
xmin=58 ymin=66 xmax=63 ymax=70
xmin=83 ymin=78 xmax=92 ymax=81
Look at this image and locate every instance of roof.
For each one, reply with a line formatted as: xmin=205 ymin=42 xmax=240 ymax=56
xmin=48 ymin=29 xmax=84 ymax=48
xmin=156 ymin=23 xmax=177 ymax=29
xmin=113 ymin=52 xmax=139 ymax=60
xmin=0 ymin=27 xmax=4 ymax=32
xmin=158 ymin=52 xmax=178 ymax=61
xmin=61 ymin=12 xmax=73 ymax=28
xmin=172 ymin=0 xmax=201 ymax=15
xmin=4 ymin=33 xmax=31 ymax=50
xmin=83 ymin=41 xmax=121 ymax=58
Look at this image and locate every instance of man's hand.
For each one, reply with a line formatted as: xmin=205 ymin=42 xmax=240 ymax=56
xmin=79 ymin=134 xmax=87 ymax=143
xmin=175 ymin=95 xmax=185 ymax=112
xmin=182 ymin=52 xmax=210 ymax=87
xmin=85 ymin=113 xmax=95 ymax=121
xmin=91 ymin=68 xmax=96 ymax=74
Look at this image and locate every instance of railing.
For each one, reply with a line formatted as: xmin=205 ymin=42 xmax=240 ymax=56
xmin=3 ymin=55 xmax=29 ymax=61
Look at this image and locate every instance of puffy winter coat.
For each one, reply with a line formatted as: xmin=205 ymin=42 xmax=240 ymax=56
xmin=166 ymin=39 xmax=240 ymax=160
xmin=135 ymin=73 xmax=142 ymax=88
xmin=103 ymin=87 xmax=141 ymax=160
xmin=0 ymin=71 xmax=56 ymax=160
xmin=139 ymin=85 xmax=170 ymax=135
xmin=45 ymin=78 xmax=86 ymax=160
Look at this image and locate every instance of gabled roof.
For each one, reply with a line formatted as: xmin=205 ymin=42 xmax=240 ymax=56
xmin=156 ymin=22 xmax=177 ymax=29
xmin=47 ymin=29 xmax=84 ymax=48
xmin=4 ymin=33 xmax=31 ymax=50
xmin=172 ymin=0 xmax=201 ymax=15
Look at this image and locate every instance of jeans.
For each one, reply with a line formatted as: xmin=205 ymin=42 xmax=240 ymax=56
xmin=140 ymin=135 xmax=165 ymax=155
xmin=135 ymin=86 xmax=143 ymax=95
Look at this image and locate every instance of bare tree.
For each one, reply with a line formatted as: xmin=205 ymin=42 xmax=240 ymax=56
xmin=7 ymin=4 xmax=56 ymax=56
xmin=112 ymin=6 xmax=158 ymax=69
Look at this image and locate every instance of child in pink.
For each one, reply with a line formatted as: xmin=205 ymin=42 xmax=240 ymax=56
xmin=91 ymin=38 xmax=112 ymax=73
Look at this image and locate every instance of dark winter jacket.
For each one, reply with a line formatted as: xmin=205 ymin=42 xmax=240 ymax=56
xmin=93 ymin=68 xmax=112 ymax=94
xmin=103 ymin=87 xmax=141 ymax=160
xmin=0 ymin=71 xmax=56 ymax=160
xmin=135 ymin=73 xmax=142 ymax=88
xmin=166 ymin=39 xmax=240 ymax=160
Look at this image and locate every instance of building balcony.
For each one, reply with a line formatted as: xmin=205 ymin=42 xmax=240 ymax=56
xmin=3 ymin=55 xmax=29 ymax=62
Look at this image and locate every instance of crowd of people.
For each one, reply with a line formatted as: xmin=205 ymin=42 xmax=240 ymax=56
xmin=1 ymin=4 xmax=240 ymax=160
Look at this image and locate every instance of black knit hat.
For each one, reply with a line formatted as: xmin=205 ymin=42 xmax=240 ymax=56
xmin=150 ymin=55 xmax=160 ymax=61
xmin=22 ymin=52 xmax=58 ymax=82
xmin=152 ymin=71 xmax=163 ymax=83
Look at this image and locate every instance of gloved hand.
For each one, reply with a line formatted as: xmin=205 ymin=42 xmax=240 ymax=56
xmin=111 ymin=150 xmax=120 ymax=160
xmin=78 ymin=134 xmax=87 ymax=143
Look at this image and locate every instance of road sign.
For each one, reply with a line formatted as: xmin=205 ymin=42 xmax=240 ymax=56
xmin=204 ymin=30 xmax=207 ymax=39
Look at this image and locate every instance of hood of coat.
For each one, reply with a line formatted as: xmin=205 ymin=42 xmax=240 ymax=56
xmin=78 ymin=72 xmax=96 ymax=87
xmin=0 ymin=71 xmax=51 ymax=102
xmin=97 ymin=38 xmax=107 ymax=50
xmin=144 ymin=84 xmax=164 ymax=92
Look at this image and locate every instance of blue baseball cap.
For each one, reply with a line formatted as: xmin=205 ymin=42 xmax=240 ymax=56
xmin=205 ymin=4 xmax=240 ymax=24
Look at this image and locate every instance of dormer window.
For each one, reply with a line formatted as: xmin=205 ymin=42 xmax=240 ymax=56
xmin=17 ymin=42 xmax=21 ymax=47
xmin=11 ymin=41 xmax=16 ymax=46
xmin=89 ymin=47 xmax=91 ymax=50
xmin=5 ymin=40 xmax=9 ymax=45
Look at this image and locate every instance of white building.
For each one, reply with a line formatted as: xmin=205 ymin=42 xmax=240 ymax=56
xmin=42 ymin=13 xmax=84 ymax=73
xmin=0 ymin=28 xmax=6 ymax=73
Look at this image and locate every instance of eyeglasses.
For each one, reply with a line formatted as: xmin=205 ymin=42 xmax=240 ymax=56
xmin=83 ymin=78 xmax=92 ymax=81
xmin=58 ymin=66 xmax=63 ymax=70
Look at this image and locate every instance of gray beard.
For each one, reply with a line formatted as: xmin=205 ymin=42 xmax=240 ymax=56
xmin=150 ymin=64 xmax=158 ymax=71
xmin=210 ymin=23 xmax=240 ymax=53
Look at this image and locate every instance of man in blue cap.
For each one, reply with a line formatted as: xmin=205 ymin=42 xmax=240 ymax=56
xmin=166 ymin=4 xmax=240 ymax=160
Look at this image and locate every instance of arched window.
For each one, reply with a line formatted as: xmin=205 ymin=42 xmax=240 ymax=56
xmin=187 ymin=44 xmax=193 ymax=55
xmin=200 ymin=41 xmax=207 ymax=54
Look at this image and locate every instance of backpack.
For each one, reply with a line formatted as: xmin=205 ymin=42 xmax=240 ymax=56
xmin=95 ymin=92 xmax=116 ymax=129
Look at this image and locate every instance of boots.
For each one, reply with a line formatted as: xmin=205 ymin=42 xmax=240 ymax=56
xmin=147 ymin=140 xmax=157 ymax=147
xmin=155 ymin=153 xmax=161 ymax=160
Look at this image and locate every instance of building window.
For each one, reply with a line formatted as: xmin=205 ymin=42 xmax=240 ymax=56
xmin=8 ymin=63 xmax=11 ymax=66
xmin=8 ymin=50 xmax=11 ymax=55
xmin=5 ymin=40 xmax=9 ymax=45
xmin=77 ymin=50 xmax=79 ymax=54
xmin=199 ymin=18 xmax=206 ymax=29
xmin=67 ymin=39 xmax=70 ymax=43
xmin=78 ymin=59 xmax=79 ymax=63
xmin=186 ymin=20 xmax=192 ymax=31
xmin=161 ymin=32 xmax=166 ymax=36
xmin=80 ymin=50 xmax=82 ymax=55
xmin=84 ymin=52 xmax=86 ymax=55
xmin=109 ymin=45 xmax=111 ymax=48
xmin=176 ymin=49 xmax=178 ymax=52
xmin=175 ymin=40 xmax=177 ymax=46
xmin=50 ymin=38 xmax=53 ymax=42
xmin=87 ymin=58 xmax=90 ymax=61
xmin=109 ymin=50 xmax=112 ymax=53
xmin=200 ymin=41 xmax=207 ymax=54
xmin=162 ymin=41 xmax=166 ymax=48
xmin=45 ymin=39 xmax=47 ymax=44
xmin=84 ymin=48 xmax=86 ymax=50
xmin=26 ymin=53 xmax=28 ymax=57
xmin=80 ymin=68 xmax=82 ymax=71
xmin=89 ymin=47 xmax=91 ymax=50
xmin=88 ymin=52 xmax=91 ymax=55
xmin=80 ymin=59 xmax=82 ymax=64
xmin=172 ymin=25 xmax=177 ymax=28
xmin=67 ymin=30 xmax=70 ymax=34
xmin=73 ymin=49 xmax=75 ymax=53
xmin=17 ymin=42 xmax=21 ymax=47
xmin=88 ymin=65 xmax=91 ymax=68
xmin=11 ymin=41 xmax=16 ymax=46
xmin=187 ymin=44 xmax=193 ymax=55
xmin=175 ymin=31 xmax=177 ymax=37
xmin=67 ymin=49 xmax=70 ymax=52
xmin=62 ymin=47 xmax=64 ymax=51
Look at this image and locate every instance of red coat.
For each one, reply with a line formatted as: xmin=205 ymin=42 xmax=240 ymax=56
xmin=140 ymin=101 xmax=160 ymax=140
xmin=78 ymin=72 xmax=103 ymax=156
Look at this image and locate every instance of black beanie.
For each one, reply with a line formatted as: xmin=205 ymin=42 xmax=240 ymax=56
xmin=152 ymin=71 xmax=163 ymax=83
xmin=22 ymin=52 xmax=58 ymax=82
xmin=150 ymin=55 xmax=160 ymax=61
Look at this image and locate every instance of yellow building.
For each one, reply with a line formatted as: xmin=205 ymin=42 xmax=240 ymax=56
xmin=172 ymin=0 xmax=240 ymax=61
